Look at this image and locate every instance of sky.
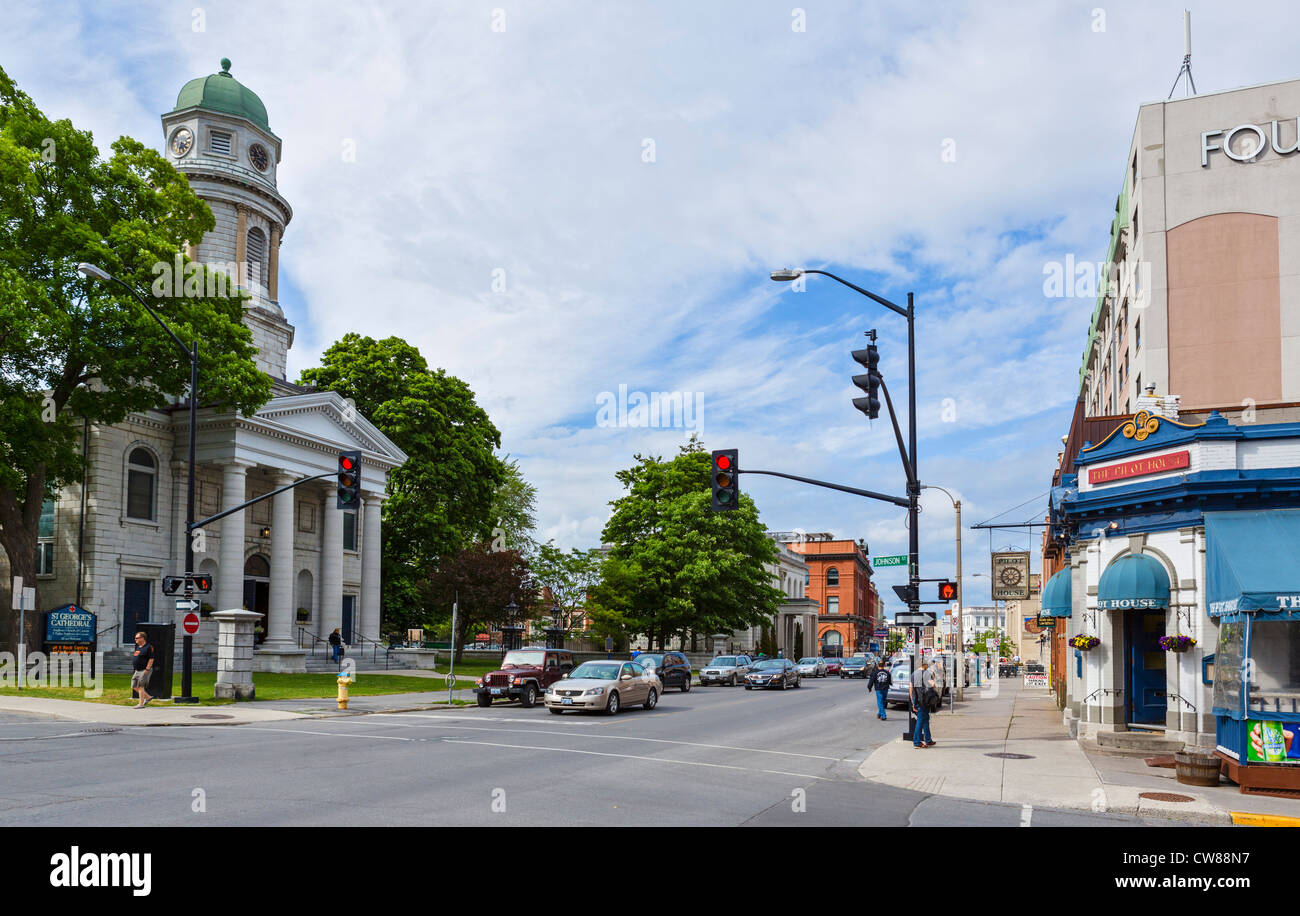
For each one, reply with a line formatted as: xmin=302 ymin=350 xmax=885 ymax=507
xmin=5 ymin=0 xmax=1300 ymax=617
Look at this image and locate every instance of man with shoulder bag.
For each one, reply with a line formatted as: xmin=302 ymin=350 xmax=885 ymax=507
xmin=909 ymin=658 xmax=938 ymax=748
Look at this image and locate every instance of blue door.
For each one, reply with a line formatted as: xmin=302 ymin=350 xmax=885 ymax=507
xmin=122 ymin=579 xmax=151 ymax=644
xmin=1125 ymin=610 xmax=1167 ymax=725
xmin=342 ymin=596 xmax=355 ymax=644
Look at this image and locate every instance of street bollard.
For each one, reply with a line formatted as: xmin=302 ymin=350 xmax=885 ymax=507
xmin=337 ymin=672 xmax=355 ymax=710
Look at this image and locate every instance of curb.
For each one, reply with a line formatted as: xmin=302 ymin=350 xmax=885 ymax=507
xmin=1230 ymin=811 xmax=1300 ymax=827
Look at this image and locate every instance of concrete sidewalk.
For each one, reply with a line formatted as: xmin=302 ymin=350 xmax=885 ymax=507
xmin=0 ymin=695 xmax=307 ymax=726
xmin=858 ymin=679 xmax=1252 ymax=824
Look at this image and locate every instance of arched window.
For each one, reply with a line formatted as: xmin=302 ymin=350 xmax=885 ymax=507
xmin=244 ymin=555 xmax=270 ymax=578
xmin=826 ymin=567 xmax=839 ymax=586
xmin=246 ymin=227 xmax=267 ymax=287
xmin=126 ymin=448 xmax=156 ymax=520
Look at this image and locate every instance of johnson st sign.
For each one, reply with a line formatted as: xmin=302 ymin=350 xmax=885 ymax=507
xmin=1202 ymin=119 xmax=1300 ymax=167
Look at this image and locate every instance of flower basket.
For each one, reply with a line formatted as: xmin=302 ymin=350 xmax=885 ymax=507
xmin=1158 ymin=634 xmax=1196 ymax=653
xmin=1070 ymin=635 xmax=1100 ymax=651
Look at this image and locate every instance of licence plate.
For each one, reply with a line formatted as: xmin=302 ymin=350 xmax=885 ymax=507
xmin=562 ymin=697 xmax=573 ymax=705
xmin=491 ymin=688 xmax=503 ymax=695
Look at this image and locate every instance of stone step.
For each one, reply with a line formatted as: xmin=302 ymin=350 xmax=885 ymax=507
xmin=1095 ymin=730 xmax=1186 ymax=755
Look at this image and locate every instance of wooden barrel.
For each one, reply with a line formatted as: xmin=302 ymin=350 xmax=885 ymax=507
xmin=1174 ymin=751 xmax=1222 ymax=787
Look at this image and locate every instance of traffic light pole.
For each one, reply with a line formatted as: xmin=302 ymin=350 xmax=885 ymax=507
xmin=178 ymin=341 xmax=199 ymax=704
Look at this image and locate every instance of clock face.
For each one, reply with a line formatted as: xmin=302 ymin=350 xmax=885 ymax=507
xmin=248 ymin=143 xmax=269 ymax=172
xmin=170 ymin=127 xmax=193 ymax=158
xmin=998 ymin=566 xmax=1023 ymax=587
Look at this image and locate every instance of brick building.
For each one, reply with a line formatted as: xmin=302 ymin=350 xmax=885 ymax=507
xmin=785 ymin=535 xmax=878 ymax=656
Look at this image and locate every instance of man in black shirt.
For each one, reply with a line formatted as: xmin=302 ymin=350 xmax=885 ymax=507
xmin=131 ymin=631 xmax=155 ymax=708
xmin=869 ymin=660 xmax=892 ymax=720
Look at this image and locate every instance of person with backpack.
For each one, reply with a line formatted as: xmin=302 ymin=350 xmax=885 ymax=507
xmin=869 ymin=660 xmax=892 ymax=720
xmin=909 ymin=658 xmax=939 ymax=748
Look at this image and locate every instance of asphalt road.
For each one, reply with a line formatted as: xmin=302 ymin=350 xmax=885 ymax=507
xmin=0 ymin=677 xmax=1179 ymax=826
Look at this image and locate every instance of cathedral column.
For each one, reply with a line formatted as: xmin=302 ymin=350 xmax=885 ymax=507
xmin=268 ymin=225 xmax=281 ymax=301
xmin=265 ymin=472 xmax=296 ymax=649
xmin=320 ymin=487 xmax=343 ymax=644
xmin=360 ymin=492 xmax=384 ymax=642
xmin=235 ymin=205 xmax=248 ymax=289
xmin=217 ymin=461 xmax=252 ymax=613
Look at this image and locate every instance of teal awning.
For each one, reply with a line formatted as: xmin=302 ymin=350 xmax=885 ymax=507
xmin=1097 ymin=553 xmax=1170 ymax=612
xmin=1206 ymin=510 xmax=1300 ymax=618
xmin=1041 ymin=568 xmax=1072 ymax=617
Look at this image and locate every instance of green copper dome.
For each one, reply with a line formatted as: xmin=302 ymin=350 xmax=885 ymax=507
xmin=173 ymin=58 xmax=270 ymax=132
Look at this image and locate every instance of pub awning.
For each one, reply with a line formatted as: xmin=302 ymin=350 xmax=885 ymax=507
xmin=1097 ymin=553 xmax=1170 ymax=612
xmin=1206 ymin=510 xmax=1300 ymax=619
xmin=1040 ymin=568 xmax=1072 ymax=618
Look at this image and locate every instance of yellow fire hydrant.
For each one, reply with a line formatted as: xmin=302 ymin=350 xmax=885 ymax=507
xmin=337 ymin=672 xmax=355 ymax=709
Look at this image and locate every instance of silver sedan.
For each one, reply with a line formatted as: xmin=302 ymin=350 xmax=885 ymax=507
xmin=795 ymin=657 xmax=827 ymax=677
xmin=544 ymin=660 xmax=662 ymax=715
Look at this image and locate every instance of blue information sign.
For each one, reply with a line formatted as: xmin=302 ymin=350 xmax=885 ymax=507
xmin=44 ymin=604 xmax=96 ymax=652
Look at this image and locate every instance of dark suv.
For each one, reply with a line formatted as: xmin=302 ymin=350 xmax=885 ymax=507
xmin=474 ymin=647 xmax=575 ymax=708
xmin=634 ymin=652 xmax=692 ymax=691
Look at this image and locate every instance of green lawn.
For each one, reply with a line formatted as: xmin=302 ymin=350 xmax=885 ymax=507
xmin=0 ymin=671 xmax=478 ymax=706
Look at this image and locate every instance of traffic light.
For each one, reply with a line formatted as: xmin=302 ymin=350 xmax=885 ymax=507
xmin=337 ymin=450 xmax=362 ymax=509
xmin=162 ymin=576 xmax=184 ymax=596
xmin=938 ymin=580 xmax=958 ymax=601
xmin=189 ymin=574 xmax=212 ymax=594
xmin=711 ymin=449 xmax=739 ymax=511
xmin=851 ymin=343 xmax=881 ymax=419
xmin=892 ymin=584 xmax=918 ymax=605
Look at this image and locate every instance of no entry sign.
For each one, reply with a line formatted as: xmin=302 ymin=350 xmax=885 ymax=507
xmin=182 ymin=613 xmax=200 ymax=636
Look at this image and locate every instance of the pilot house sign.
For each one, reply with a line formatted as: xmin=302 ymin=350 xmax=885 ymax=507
xmin=991 ymin=551 xmax=1031 ymax=601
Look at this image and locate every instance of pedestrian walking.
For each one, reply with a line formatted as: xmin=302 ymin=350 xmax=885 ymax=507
xmin=130 ymin=631 xmax=155 ymax=708
xmin=869 ymin=659 xmax=892 ymax=720
xmin=909 ymin=658 xmax=939 ymax=748
xmin=329 ymin=627 xmax=342 ymax=663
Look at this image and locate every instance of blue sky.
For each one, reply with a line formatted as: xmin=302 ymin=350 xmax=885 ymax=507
xmin=6 ymin=0 xmax=1300 ymax=616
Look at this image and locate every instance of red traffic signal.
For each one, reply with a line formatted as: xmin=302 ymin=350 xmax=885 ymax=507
xmin=337 ymin=450 xmax=362 ymax=509
xmin=711 ymin=449 xmax=739 ymax=511
xmin=937 ymin=581 xmax=958 ymax=601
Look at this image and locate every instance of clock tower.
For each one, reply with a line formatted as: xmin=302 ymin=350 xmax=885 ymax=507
xmin=161 ymin=58 xmax=295 ymax=380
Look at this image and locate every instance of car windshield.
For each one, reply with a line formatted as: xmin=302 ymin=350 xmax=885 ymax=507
xmin=638 ymin=655 xmax=664 ymax=666
xmin=501 ymin=650 xmax=546 ymax=668
xmin=845 ymin=658 xmax=866 ymax=666
xmin=753 ymin=660 xmax=784 ymax=670
xmin=891 ymin=664 xmax=911 ymax=678
xmin=711 ymin=657 xmax=737 ymax=666
xmin=570 ymin=662 xmax=620 ymax=680
xmin=798 ymin=658 xmax=819 ymax=665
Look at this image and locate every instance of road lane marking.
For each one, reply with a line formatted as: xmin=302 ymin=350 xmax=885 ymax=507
xmin=0 ymin=731 xmax=97 ymax=741
xmin=368 ymin=715 xmax=840 ymax=760
xmin=211 ymin=726 xmax=413 ymax=741
xmin=441 ymin=737 xmax=829 ymax=779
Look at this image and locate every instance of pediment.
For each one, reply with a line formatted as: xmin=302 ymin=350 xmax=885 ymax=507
xmin=251 ymin=391 xmax=408 ymax=467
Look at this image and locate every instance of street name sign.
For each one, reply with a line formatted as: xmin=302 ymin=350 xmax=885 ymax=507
xmin=872 ymin=555 xmax=907 ymax=568
xmin=896 ymin=611 xmax=937 ymax=627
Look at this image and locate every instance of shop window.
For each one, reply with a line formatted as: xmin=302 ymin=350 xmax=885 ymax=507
xmin=1212 ymin=621 xmax=1245 ymax=716
xmin=1247 ymin=621 xmax=1300 ymax=717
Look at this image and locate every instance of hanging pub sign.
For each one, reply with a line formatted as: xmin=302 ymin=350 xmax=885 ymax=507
xmin=43 ymin=604 xmax=96 ymax=655
xmin=991 ymin=551 xmax=1031 ymax=600
xmin=1035 ymin=615 xmax=1058 ymax=629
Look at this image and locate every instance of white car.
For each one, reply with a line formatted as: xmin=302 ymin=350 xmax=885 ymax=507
xmin=795 ymin=657 xmax=827 ymax=677
xmin=544 ymin=660 xmax=662 ymax=715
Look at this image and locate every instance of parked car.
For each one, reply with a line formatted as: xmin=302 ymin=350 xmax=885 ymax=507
xmin=795 ymin=657 xmax=827 ymax=678
xmin=700 ymin=655 xmax=752 ymax=686
xmin=635 ymin=651 xmax=692 ymax=691
xmin=474 ymin=647 xmax=575 ymax=708
xmin=840 ymin=656 xmax=871 ymax=679
xmin=744 ymin=658 xmax=801 ymax=690
xmin=544 ymin=660 xmax=661 ymax=715
xmin=822 ymin=657 xmax=843 ymax=675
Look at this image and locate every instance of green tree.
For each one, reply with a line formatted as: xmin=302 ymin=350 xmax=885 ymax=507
xmin=886 ymin=631 xmax=905 ymax=654
xmin=599 ymin=437 xmax=783 ymax=649
xmin=489 ymin=456 xmax=538 ymax=557
xmin=298 ymin=335 xmax=503 ymax=630
xmin=0 ymin=66 xmax=270 ymax=651
xmin=421 ymin=542 xmax=534 ymax=662
xmin=529 ymin=541 xmax=603 ymax=634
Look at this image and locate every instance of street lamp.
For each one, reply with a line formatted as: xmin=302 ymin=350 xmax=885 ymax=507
xmin=772 ymin=266 xmax=921 ymax=739
xmin=922 ymin=484 xmax=963 ymax=700
xmin=77 ymin=263 xmax=200 ymax=704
